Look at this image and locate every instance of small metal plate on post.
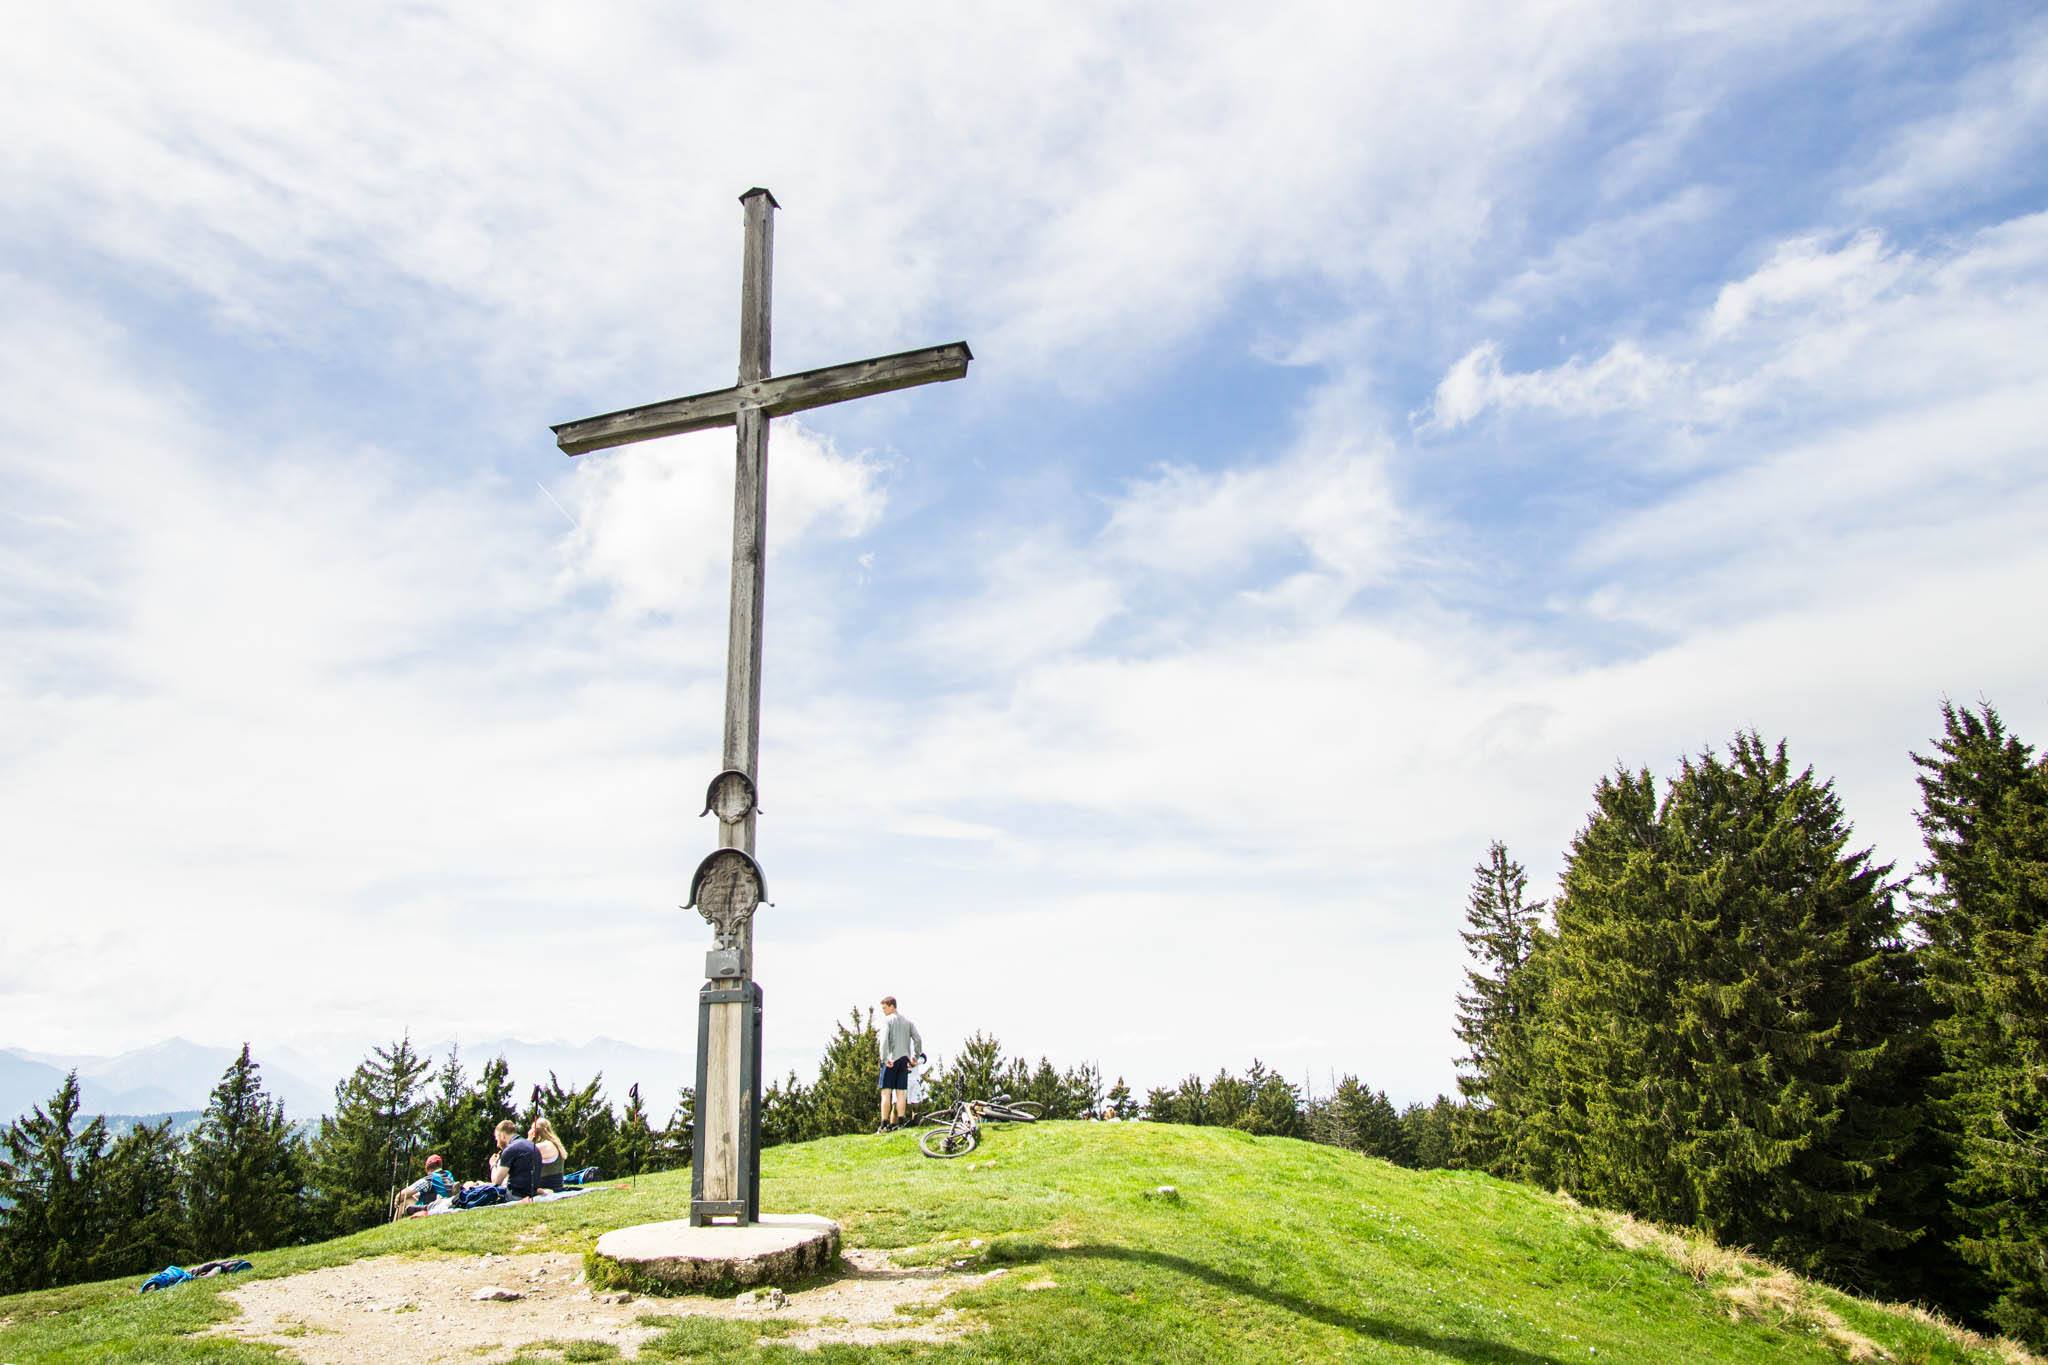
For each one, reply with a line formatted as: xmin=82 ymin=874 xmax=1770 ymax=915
xmin=700 ymin=769 xmax=760 ymax=824
xmin=704 ymin=946 xmax=743 ymax=980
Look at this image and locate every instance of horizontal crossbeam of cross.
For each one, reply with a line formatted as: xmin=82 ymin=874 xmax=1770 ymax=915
xmin=552 ymin=341 xmax=972 ymax=456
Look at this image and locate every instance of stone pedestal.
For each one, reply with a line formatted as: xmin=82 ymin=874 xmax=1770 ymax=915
xmin=588 ymin=1213 xmax=840 ymax=1294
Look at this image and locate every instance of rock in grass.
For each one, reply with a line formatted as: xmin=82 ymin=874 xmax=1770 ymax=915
xmin=471 ymin=1286 xmax=523 ymax=1302
xmin=735 ymin=1286 xmax=787 ymax=1310
xmin=1147 ymin=1185 xmax=1180 ymax=1200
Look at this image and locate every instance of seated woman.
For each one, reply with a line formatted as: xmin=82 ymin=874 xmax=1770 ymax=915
xmin=530 ymin=1117 xmax=569 ymax=1193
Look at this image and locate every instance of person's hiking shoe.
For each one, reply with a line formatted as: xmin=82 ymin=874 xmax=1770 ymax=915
xmin=876 ymin=1121 xmax=895 ymax=1134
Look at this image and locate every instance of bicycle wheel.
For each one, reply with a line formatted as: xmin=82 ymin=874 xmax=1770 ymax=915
xmin=920 ymin=1105 xmax=959 ymax=1127
xmin=919 ymin=1126 xmax=979 ymax=1159
xmin=1006 ymin=1101 xmax=1044 ymax=1120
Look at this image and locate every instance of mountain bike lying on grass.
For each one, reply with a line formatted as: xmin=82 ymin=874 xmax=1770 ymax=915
xmin=916 ymin=1091 xmax=1043 ymax=1158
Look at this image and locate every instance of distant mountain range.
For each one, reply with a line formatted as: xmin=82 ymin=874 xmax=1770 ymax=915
xmin=2 ymin=1035 xmax=702 ymax=1127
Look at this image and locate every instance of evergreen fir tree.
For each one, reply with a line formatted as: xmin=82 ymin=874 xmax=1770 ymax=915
xmin=93 ymin=1119 xmax=188 ymax=1279
xmin=423 ymin=1048 xmax=484 ymax=1177
xmin=931 ymin=1032 xmax=1007 ymax=1106
xmin=1401 ymin=1096 xmax=1463 ymax=1170
xmin=184 ymin=1045 xmax=305 ymax=1258
xmin=0 ymin=1072 xmax=109 ymax=1292
xmin=1522 ymin=763 xmax=1680 ymax=1213
xmin=656 ymin=1086 xmax=695 ymax=1169
xmin=1142 ymin=1084 xmax=1178 ymax=1121
xmin=1059 ymin=1062 xmax=1105 ymax=1119
xmin=1332 ymin=1077 xmax=1411 ymax=1165
xmin=808 ymin=1010 xmax=883 ymax=1136
xmin=1024 ymin=1059 xmax=1067 ymax=1116
xmin=1526 ymin=736 xmax=1930 ymax=1290
xmin=761 ymin=1072 xmax=815 ymax=1146
xmin=1455 ymin=840 xmax=1545 ymax=1176
xmin=1105 ymin=1077 xmax=1137 ymax=1119
xmin=307 ymin=1035 xmax=433 ymax=1233
xmin=526 ymin=1073 xmax=617 ymax=1174
xmin=1914 ymin=701 xmax=2048 ymax=1342
xmin=466 ymin=1055 xmax=519 ymax=1182
xmin=1205 ymin=1068 xmax=1251 ymax=1128
xmin=1239 ymin=1060 xmax=1301 ymax=1137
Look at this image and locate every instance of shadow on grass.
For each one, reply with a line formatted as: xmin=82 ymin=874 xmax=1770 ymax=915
xmin=1025 ymin=1243 xmax=1572 ymax=1365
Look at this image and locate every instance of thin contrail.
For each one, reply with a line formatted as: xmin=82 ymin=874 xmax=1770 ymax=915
xmin=537 ymin=481 xmax=579 ymax=528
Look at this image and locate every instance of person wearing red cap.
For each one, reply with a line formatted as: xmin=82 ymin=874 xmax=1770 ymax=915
xmin=392 ymin=1153 xmax=457 ymax=1220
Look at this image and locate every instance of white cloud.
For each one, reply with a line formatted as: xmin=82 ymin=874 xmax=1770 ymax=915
xmin=5 ymin=2 xmax=2046 ymax=1111
xmin=1707 ymin=230 xmax=1904 ymax=335
xmin=1850 ymin=21 xmax=2048 ymax=212
xmin=0 ymin=0 xmax=1905 ymax=405
xmin=1425 ymin=339 xmax=1683 ymax=429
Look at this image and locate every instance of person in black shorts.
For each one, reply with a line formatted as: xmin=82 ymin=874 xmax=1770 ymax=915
xmin=877 ymin=995 xmax=925 ymax=1132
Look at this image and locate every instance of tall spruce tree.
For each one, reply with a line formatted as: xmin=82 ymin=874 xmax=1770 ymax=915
xmin=424 ymin=1048 xmax=484 ymax=1177
xmin=525 ymin=1073 xmax=618 ymax=1174
xmin=1401 ymin=1096 xmax=1463 ymax=1170
xmin=307 ymin=1035 xmax=433 ymax=1233
xmin=808 ymin=1010 xmax=884 ymax=1137
xmin=467 ymin=1055 xmax=519 ymax=1181
xmin=93 ymin=1119 xmax=189 ymax=1278
xmin=1059 ymin=1062 xmax=1105 ymax=1119
xmin=184 ymin=1045 xmax=306 ymax=1257
xmin=931 ymin=1032 xmax=1007 ymax=1107
xmin=656 ymin=1086 xmax=694 ymax=1170
xmin=1914 ymin=701 xmax=2048 ymax=1342
xmin=1455 ymin=841 xmax=1546 ymax=1177
xmin=1331 ymin=1077 xmax=1412 ymax=1164
xmin=1526 ymin=735 xmax=1929 ymax=1291
xmin=0 ymin=1072 xmax=108 ymax=1292
xmin=1239 ymin=1060 xmax=1301 ymax=1137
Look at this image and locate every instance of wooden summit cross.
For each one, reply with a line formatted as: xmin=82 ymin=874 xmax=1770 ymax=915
xmin=552 ymin=189 xmax=970 ymax=1226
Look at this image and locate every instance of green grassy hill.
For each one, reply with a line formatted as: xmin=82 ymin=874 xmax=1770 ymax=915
xmin=0 ymin=1122 xmax=2033 ymax=1363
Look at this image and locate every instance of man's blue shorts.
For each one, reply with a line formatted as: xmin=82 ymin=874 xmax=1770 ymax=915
xmin=880 ymin=1057 xmax=910 ymax=1090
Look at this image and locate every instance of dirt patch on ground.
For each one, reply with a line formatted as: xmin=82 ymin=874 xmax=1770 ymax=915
xmin=210 ymin=1246 xmax=999 ymax=1362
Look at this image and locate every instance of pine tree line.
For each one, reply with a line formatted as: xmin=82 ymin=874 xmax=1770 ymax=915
xmin=0 ymin=1039 xmax=695 ymax=1295
xmin=761 ymin=1013 xmax=1119 ymax=1145
xmin=1453 ymin=703 xmax=2048 ymax=1346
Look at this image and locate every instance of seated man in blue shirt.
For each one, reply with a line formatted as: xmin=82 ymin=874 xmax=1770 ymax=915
xmin=491 ymin=1120 xmax=543 ymax=1200
xmin=392 ymin=1152 xmax=456 ymax=1219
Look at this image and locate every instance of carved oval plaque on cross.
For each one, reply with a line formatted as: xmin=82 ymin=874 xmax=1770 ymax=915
xmin=686 ymin=847 xmax=768 ymax=950
xmin=699 ymin=768 xmax=760 ymax=824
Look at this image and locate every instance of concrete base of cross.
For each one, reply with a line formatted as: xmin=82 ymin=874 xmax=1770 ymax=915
xmin=589 ymin=1213 xmax=840 ymax=1294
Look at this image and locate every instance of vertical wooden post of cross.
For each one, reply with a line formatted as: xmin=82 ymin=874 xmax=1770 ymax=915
xmin=724 ymin=188 xmax=773 ymax=977
xmin=550 ymin=187 xmax=969 ymax=1230
xmin=694 ymin=189 xmax=778 ymax=1225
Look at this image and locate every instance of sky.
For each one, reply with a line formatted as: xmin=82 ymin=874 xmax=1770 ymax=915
xmin=3 ymin=1 xmax=2045 ymax=1107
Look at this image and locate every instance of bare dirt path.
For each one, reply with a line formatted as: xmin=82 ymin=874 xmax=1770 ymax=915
xmin=210 ymin=1245 xmax=1001 ymax=1362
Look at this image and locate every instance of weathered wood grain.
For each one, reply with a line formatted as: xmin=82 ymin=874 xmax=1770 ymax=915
xmin=700 ymin=1001 xmax=743 ymax=1201
xmin=551 ymin=343 xmax=973 ymax=455
xmin=739 ymin=189 xmax=773 ymax=384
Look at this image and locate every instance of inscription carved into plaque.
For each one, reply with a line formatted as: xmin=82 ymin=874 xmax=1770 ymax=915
xmin=687 ymin=847 xmax=769 ymax=951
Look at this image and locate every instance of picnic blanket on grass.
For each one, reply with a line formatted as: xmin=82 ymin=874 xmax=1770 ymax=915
xmin=425 ymin=1186 xmax=588 ymax=1215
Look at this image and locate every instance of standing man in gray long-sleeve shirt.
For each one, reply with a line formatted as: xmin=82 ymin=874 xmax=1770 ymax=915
xmin=877 ymin=995 xmax=925 ymax=1132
